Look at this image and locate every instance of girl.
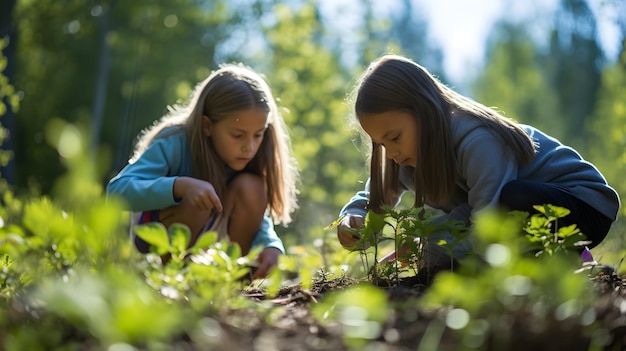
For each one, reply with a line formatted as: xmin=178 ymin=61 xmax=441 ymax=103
xmin=337 ymin=54 xmax=619 ymax=278
xmin=108 ymin=63 xmax=299 ymax=279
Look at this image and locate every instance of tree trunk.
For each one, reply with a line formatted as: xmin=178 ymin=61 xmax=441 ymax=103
xmin=92 ymin=1 xmax=114 ymax=153
xmin=0 ymin=0 xmax=17 ymax=185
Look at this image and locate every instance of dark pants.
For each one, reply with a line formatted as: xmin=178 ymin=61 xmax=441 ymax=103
xmin=498 ymin=179 xmax=612 ymax=249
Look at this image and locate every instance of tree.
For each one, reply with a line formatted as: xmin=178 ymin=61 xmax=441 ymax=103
xmin=12 ymin=0 xmax=234 ymax=192
xmin=544 ymin=0 xmax=604 ymax=148
xmin=472 ymin=21 xmax=562 ymax=137
xmin=261 ymin=2 xmax=365 ymax=244
xmin=1 ymin=0 xmax=17 ymax=185
xmin=588 ymin=40 xmax=626 ymax=218
xmin=388 ymin=0 xmax=446 ymax=80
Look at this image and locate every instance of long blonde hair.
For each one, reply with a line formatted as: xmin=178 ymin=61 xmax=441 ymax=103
xmin=352 ymin=54 xmax=534 ymax=212
xmin=130 ymin=63 xmax=298 ymax=225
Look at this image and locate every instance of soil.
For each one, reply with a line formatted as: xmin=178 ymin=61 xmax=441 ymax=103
xmin=177 ymin=268 xmax=626 ymax=351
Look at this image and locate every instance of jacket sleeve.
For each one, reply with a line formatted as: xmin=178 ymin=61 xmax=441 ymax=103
xmin=339 ymin=169 xmax=413 ymax=218
xmin=107 ymin=135 xmax=182 ymax=211
xmin=251 ymin=215 xmax=285 ymax=253
xmin=339 ymin=180 xmax=371 ymax=218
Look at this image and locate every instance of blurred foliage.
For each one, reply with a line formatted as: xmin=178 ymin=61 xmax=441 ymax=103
xmin=12 ymin=0 xmax=235 ymax=191
xmin=419 ymin=208 xmax=603 ymax=350
xmin=0 ymin=115 xmax=353 ymax=349
xmin=311 ymin=283 xmax=389 ymax=349
xmin=474 ymin=0 xmax=604 ymax=148
xmin=311 ymin=207 xmax=612 ymax=349
xmin=585 ymin=37 xmax=626 ymax=266
xmin=473 ymin=21 xmax=563 ymax=137
xmin=0 ymin=37 xmax=18 ymax=210
xmin=0 ymin=46 xmax=354 ymax=347
xmin=546 ymin=0 xmax=604 ymax=147
xmin=261 ymin=2 xmax=366 ymax=245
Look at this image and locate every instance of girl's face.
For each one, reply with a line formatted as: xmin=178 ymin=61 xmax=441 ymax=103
xmin=359 ymin=110 xmax=418 ymax=167
xmin=202 ymin=109 xmax=268 ymax=171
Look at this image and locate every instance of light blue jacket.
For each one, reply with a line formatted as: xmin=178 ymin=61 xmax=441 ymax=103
xmin=107 ymin=126 xmax=285 ymax=253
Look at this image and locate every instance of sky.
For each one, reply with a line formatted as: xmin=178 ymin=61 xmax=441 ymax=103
xmin=321 ymin=0 xmax=624 ymax=85
xmin=413 ymin=0 xmax=623 ymax=83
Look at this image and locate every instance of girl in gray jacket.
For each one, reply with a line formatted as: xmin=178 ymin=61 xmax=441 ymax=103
xmin=337 ymin=54 xmax=619 ymax=277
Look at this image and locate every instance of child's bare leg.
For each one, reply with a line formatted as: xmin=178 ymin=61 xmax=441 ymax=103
xmin=223 ymin=173 xmax=266 ymax=255
xmin=158 ymin=201 xmax=214 ymax=244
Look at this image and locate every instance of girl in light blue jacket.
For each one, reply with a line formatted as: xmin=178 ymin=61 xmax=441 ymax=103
xmin=108 ymin=64 xmax=299 ymax=278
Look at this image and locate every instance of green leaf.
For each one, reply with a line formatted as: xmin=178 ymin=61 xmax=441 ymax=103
xmin=556 ymin=224 xmax=580 ymax=238
xmin=190 ymin=231 xmax=218 ymax=251
xmin=324 ymin=214 xmax=347 ymax=230
xmin=524 ymin=234 xmax=545 ymax=243
xmin=561 ymin=231 xmax=585 ymax=249
xmin=528 ymin=215 xmax=549 ymax=230
xmin=546 ymin=204 xmax=570 ymax=218
xmin=362 ymin=211 xmax=386 ymax=237
xmin=532 ymin=204 xmax=570 ymax=221
xmin=224 ymin=242 xmax=241 ymax=261
xmin=532 ymin=204 xmax=552 ymax=219
xmin=134 ymin=222 xmax=170 ymax=255
xmin=169 ymin=223 xmax=191 ymax=255
xmin=232 ymin=267 xmax=252 ymax=281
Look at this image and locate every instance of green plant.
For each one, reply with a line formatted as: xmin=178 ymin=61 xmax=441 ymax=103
xmin=0 ymin=111 xmax=293 ymax=348
xmin=419 ymin=207 xmax=602 ymax=350
xmin=27 ymin=266 xmax=193 ymax=347
xmin=522 ymin=204 xmax=590 ymax=257
xmin=326 ymin=206 xmax=470 ymax=285
xmin=133 ymin=222 xmax=260 ymax=311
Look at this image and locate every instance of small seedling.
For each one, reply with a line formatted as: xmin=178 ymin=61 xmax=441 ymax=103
xmin=327 ymin=206 xmax=469 ymax=285
xmin=523 ymin=204 xmax=591 ymax=257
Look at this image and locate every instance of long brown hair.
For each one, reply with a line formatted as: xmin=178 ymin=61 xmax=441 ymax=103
xmin=131 ymin=63 xmax=299 ymax=225
xmin=352 ymin=54 xmax=535 ymax=212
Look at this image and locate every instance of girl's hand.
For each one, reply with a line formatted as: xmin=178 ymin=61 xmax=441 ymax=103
xmin=337 ymin=214 xmax=365 ymax=249
xmin=252 ymin=247 xmax=281 ymax=279
xmin=174 ymin=177 xmax=223 ymax=212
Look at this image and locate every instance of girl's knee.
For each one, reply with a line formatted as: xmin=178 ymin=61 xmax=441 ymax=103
xmin=160 ymin=204 xmax=213 ymax=236
xmin=229 ymin=173 xmax=267 ymax=205
xmin=499 ymin=180 xmax=536 ymax=211
xmin=226 ymin=173 xmax=267 ymax=253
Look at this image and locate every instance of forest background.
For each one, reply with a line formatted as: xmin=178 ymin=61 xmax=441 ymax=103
xmin=1 ymin=0 xmax=626 ymax=265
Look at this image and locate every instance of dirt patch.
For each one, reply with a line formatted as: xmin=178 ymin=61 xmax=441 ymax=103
xmin=179 ymin=270 xmax=626 ymax=351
